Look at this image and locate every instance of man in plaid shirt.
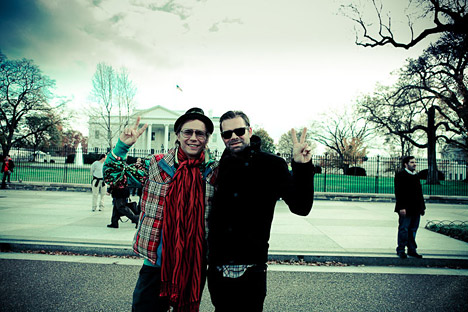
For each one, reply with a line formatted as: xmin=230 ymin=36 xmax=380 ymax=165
xmin=104 ymin=108 xmax=218 ymax=312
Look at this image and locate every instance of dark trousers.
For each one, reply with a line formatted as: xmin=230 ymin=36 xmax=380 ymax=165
xmin=397 ymin=214 xmax=421 ymax=253
xmin=110 ymin=197 xmax=139 ymax=226
xmin=1 ymin=171 xmax=11 ymax=188
xmin=132 ymin=265 xmax=169 ymax=312
xmin=208 ymin=264 xmax=267 ymax=312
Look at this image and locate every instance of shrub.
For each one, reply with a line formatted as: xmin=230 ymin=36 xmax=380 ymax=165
xmin=425 ymin=221 xmax=468 ymax=243
xmin=345 ymin=167 xmax=366 ymax=176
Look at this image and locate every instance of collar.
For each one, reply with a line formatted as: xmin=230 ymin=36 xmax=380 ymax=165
xmin=405 ymin=168 xmax=417 ymax=175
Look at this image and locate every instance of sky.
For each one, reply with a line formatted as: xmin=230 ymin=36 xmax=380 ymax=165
xmin=0 ymin=0 xmax=435 ymax=147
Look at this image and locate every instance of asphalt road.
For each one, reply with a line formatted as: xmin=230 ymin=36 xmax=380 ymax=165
xmin=1 ymin=257 xmax=467 ymax=312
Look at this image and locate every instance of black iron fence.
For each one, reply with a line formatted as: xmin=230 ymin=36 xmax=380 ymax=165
xmin=4 ymin=147 xmax=467 ymax=196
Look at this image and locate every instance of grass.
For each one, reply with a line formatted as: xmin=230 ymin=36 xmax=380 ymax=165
xmin=9 ymin=163 xmax=468 ymax=196
xmin=314 ymin=174 xmax=468 ymax=196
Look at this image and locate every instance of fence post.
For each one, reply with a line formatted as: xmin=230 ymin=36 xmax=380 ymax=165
xmin=375 ymin=155 xmax=380 ymax=194
xmin=63 ymin=162 xmax=68 ymax=183
xmin=323 ymin=154 xmax=328 ymax=192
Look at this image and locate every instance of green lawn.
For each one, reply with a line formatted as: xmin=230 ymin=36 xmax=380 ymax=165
xmin=10 ymin=162 xmax=468 ymax=196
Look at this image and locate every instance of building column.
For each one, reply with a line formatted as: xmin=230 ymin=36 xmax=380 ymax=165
xmin=164 ymin=124 xmax=169 ymax=151
xmin=146 ymin=124 xmax=152 ymax=152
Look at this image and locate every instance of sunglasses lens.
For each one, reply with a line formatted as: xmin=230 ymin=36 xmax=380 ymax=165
xmin=234 ymin=128 xmax=246 ymax=137
xmin=221 ymin=131 xmax=233 ymax=139
xmin=222 ymin=127 xmax=247 ymax=139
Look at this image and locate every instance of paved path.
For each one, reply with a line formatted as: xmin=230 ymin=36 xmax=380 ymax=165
xmin=1 ymin=189 xmax=467 ymax=267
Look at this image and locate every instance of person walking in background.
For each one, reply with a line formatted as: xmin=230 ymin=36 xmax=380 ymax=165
xmin=394 ymin=156 xmax=426 ymax=259
xmin=104 ymin=108 xmax=218 ymax=312
xmin=106 ymin=184 xmax=139 ymax=228
xmin=1 ymin=155 xmax=15 ymax=189
xmin=207 ymin=111 xmax=315 ymax=312
xmin=90 ymin=154 xmax=106 ymax=211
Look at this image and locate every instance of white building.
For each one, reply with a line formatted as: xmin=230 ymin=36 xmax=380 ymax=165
xmin=88 ymin=105 xmax=225 ymax=156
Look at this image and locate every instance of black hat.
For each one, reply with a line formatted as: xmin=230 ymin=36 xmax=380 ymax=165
xmin=174 ymin=107 xmax=214 ymax=134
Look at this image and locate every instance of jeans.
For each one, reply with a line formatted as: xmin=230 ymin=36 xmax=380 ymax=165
xmin=208 ymin=264 xmax=267 ymax=312
xmin=1 ymin=171 xmax=11 ymax=188
xmin=132 ymin=265 xmax=168 ymax=312
xmin=397 ymin=214 xmax=421 ymax=254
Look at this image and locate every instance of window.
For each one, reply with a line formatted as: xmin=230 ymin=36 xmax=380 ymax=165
xmin=95 ymin=130 xmax=100 ymax=139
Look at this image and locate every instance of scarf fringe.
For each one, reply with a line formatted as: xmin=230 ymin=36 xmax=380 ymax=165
xmin=160 ymin=281 xmax=201 ymax=312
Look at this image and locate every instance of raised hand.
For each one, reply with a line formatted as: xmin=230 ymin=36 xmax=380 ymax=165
xmin=120 ymin=116 xmax=148 ymax=146
xmin=291 ymin=128 xmax=312 ymax=163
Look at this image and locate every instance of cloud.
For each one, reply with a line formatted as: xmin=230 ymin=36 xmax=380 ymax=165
xmin=130 ymin=0 xmax=194 ymax=20
xmin=209 ymin=18 xmax=243 ymax=32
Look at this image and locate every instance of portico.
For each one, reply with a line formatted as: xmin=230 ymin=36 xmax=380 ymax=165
xmin=87 ymin=105 xmax=224 ymax=154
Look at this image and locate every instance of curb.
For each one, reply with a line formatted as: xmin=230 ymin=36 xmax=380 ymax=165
xmin=4 ymin=182 xmax=468 ymax=204
xmin=2 ymin=240 xmax=467 ymax=269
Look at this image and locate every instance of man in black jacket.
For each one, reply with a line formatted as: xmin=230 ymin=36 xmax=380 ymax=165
xmin=208 ymin=111 xmax=315 ymax=312
xmin=394 ymin=156 xmax=426 ymax=259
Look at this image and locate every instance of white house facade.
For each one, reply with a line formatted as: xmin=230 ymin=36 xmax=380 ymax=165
xmin=88 ymin=105 xmax=225 ymax=156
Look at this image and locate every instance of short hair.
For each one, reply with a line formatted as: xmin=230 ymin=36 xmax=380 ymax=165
xmin=99 ymin=154 xmax=106 ymax=160
xmin=401 ymin=155 xmax=415 ymax=167
xmin=219 ymin=111 xmax=250 ymax=132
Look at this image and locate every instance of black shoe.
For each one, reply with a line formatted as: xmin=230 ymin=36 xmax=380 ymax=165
xmin=408 ymin=252 xmax=423 ymax=259
xmin=107 ymin=224 xmax=118 ymax=228
xmin=397 ymin=252 xmax=407 ymax=259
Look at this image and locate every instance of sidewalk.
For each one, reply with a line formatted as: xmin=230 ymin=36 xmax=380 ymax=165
xmin=1 ymin=188 xmax=467 ymax=268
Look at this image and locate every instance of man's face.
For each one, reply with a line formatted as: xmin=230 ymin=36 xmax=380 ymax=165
xmin=177 ymin=119 xmax=208 ymax=159
xmin=405 ymin=159 xmax=417 ymax=172
xmin=221 ymin=116 xmax=252 ymax=153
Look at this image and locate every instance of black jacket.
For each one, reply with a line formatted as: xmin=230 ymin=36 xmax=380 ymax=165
xmin=394 ymin=169 xmax=426 ymax=216
xmin=208 ymin=136 xmax=315 ymax=265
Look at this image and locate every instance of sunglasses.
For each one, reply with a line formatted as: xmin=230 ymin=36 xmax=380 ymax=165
xmin=180 ymin=129 xmax=207 ymax=140
xmin=221 ymin=127 xmax=249 ymax=139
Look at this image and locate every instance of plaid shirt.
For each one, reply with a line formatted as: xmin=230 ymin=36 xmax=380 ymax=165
xmin=104 ymin=140 xmax=218 ymax=265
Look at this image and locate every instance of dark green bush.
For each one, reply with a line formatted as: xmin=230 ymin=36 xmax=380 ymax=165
xmin=425 ymin=221 xmax=468 ymax=243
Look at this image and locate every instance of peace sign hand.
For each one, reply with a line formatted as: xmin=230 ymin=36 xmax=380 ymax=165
xmin=120 ymin=116 xmax=148 ymax=146
xmin=291 ymin=128 xmax=312 ymax=163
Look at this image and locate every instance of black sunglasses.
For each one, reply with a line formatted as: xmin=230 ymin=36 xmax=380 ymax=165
xmin=221 ymin=127 xmax=249 ymax=139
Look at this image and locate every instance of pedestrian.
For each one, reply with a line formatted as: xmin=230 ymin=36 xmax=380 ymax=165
xmin=1 ymin=155 xmax=15 ymax=189
xmin=106 ymin=183 xmax=139 ymax=228
xmin=207 ymin=111 xmax=315 ymax=312
xmin=90 ymin=154 xmax=106 ymax=211
xmin=394 ymin=156 xmax=426 ymax=259
xmin=103 ymin=108 xmax=218 ymax=312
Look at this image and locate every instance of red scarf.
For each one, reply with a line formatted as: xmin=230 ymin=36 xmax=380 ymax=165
xmin=161 ymin=148 xmax=206 ymax=312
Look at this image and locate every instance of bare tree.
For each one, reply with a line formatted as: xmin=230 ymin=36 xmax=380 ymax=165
xmin=115 ymin=67 xmax=137 ymax=134
xmin=91 ymin=62 xmax=115 ymax=149
xmin=343 ymin=0 xmax=468 ymax=49
xmin=0 ymin=53 xmax=60 ymax=156
xmin=403 ymin=32 xmax=468 ymax=154
xmin=90 ymin=63 xmax=137 ymax=149
xmin=358 ymin=85 xmax=424 ymax=158
xmin=309 ymin=109 xmax=372 ymax=173
xmin=17 ymin=112 xmax=64 ymax=152
xmin=359 ymin=84 xmax=445 ymax=184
